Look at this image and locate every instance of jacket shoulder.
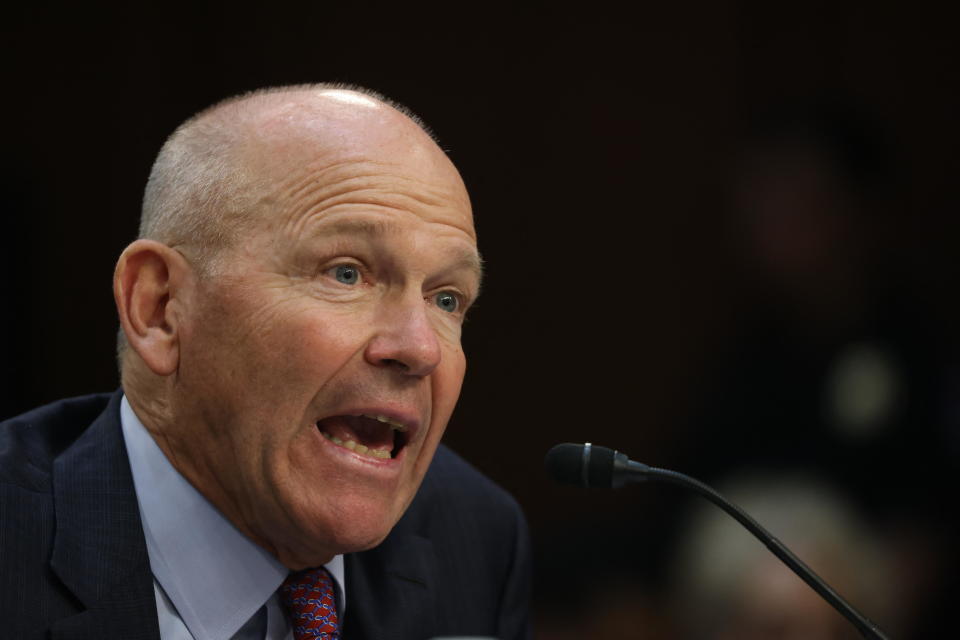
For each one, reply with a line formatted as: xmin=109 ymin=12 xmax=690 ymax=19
xmin=0 ymin=393 xmax=114 ymax=492
xmin=400 ymin=444 xmax=532 ymax=639
xmin=422 ymin=444 xmax=524 ymax=515
xmin=409 ymin=443 xmax=529 ymax=553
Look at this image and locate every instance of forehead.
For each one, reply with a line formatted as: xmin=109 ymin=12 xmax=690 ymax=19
xmin=238 ymin=95 xmax=476 ymax=241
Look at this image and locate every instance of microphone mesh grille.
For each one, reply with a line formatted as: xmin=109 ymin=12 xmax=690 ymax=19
xmin=544 ymin=443 xmax=584 ymax=485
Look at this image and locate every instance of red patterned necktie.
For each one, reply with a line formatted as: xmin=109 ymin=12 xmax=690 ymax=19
xmin=280 ymin=567 xmax=341 ymax=640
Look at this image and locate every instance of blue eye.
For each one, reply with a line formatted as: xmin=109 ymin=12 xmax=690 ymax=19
xmin=435 ymin=292 xmax=459 ymax=313
xmin=333 ymin=264 xmax=360 ymax=285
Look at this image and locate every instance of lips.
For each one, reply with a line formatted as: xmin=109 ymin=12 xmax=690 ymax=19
xmin=317 ymin=413 xmax=413 ymax=459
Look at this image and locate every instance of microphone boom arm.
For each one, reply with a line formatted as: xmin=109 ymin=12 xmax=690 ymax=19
xmin=632 ymin=463 xmax=890 ymax=640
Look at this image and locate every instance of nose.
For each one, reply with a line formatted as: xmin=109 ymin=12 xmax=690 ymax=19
xmin=364 ymin=296 xmax=442 ymax=377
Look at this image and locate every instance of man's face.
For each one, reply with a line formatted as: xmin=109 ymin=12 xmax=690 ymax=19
xmin=172 ymin=99 xmax=480 ymax=567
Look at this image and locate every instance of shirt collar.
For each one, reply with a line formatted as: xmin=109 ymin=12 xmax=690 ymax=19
xmin=120 ymin=395 xmax=345 ymax=639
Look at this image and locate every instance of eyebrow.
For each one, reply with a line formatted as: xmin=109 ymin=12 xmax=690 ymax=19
xmin=313 ymin=217 xmax=485 ymax=284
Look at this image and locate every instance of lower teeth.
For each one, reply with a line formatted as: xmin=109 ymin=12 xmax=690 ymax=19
xmin=323 ymin=432 xmax=391 ymax=459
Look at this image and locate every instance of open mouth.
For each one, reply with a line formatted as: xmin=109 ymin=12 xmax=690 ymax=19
xmin=317 ymin=414 xmax=411 ymax=460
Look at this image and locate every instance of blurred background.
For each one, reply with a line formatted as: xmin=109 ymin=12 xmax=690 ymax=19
xmin=3 ymin=2 xmax=957 ymax=638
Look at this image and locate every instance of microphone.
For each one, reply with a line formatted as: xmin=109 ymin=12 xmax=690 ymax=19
xmin=545 ymin=441 xmax=653 ymax=488
xmin=544 ymin=443 xmax=890 ymax=640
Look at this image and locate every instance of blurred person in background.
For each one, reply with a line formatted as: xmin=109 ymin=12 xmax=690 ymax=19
xmin=670 ymin=473 xmax=897 ymax=640
xmin=677 ymin=102 xmax=958 ymax=636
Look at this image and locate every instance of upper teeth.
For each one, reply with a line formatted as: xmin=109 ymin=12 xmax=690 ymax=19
xmin=363 ymin=414 xmax=408 ymax=432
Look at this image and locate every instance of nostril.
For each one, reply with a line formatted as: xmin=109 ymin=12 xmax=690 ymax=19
xmin=380 ymin=358 xmax=409 ymax=372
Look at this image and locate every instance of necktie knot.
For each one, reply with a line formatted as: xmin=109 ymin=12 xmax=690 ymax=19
xmin=280 ymin=567 xmax=340 ymax=640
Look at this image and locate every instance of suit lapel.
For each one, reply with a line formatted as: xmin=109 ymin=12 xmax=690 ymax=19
xmin=49 ymin=391 xmax=160 ymax=640
xmin=344 ymin=527 xmax=437 ymax=640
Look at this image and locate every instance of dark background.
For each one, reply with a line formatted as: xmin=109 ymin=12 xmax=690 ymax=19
xmin=3 ymin=2 xmax=958 ymax=638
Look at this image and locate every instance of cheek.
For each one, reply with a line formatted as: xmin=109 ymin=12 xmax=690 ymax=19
xmin=404 ymin=354 xmax=465 ymax=493
xmin=184 ymin=298 xmax=368 ymax=445
xmin=430 ymin=348 xmax=467 ymax=432
xmin=259 ymin=305 xmax=369 ymax=384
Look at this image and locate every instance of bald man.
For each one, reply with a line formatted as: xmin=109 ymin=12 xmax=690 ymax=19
xmin=0 ymin=86 xmax=531 ymax=640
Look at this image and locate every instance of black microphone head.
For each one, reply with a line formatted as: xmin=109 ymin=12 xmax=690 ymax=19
xmin=544 ymin=443 xmax=583 ymax=485
xmin=545 ymin=442 xmax=617 ymax=488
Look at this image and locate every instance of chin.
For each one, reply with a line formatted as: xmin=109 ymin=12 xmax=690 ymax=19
xmin=279 ymin=494 xmax=408 ymax=566
xmin=333 ymin=496 xmax=406 ymax=548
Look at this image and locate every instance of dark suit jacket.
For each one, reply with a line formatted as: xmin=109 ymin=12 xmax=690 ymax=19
xmin=0 ymin=392 xmax=531 ymax=640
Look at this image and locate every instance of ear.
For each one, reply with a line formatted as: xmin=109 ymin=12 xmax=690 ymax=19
xmin=114 ymin=239 xmax=193 ymax=376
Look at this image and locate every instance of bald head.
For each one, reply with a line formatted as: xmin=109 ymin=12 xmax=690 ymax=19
xmin=139 ymin=84 xmax=446 ymax=271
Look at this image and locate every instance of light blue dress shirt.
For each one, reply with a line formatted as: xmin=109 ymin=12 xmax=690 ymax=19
xmin=120 ymin=395 xmax=345 ymax=640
